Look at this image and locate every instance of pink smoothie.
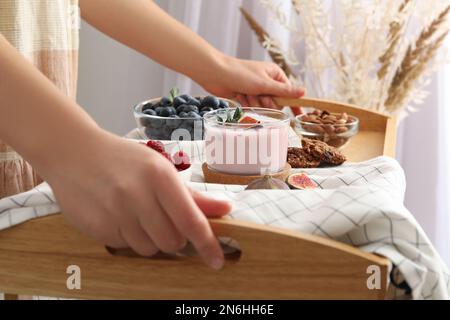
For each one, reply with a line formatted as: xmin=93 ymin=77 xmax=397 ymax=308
xmin=205 ymin=115 xmax=289 ymax=175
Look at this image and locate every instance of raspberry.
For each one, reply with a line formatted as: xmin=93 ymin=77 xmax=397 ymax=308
xmin=176 ymin=163 xmax=191 ymax=171
xmin=172 ymin=151 xmax=191 ymax=171
xmin=172 ymin=151 xmax=190 ymax=165
xmin=146 ymin=140 xmax=165 ymax=153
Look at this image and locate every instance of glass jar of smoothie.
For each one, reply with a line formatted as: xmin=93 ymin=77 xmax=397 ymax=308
xmin=204 ymin=108 xmax=290 ymax=176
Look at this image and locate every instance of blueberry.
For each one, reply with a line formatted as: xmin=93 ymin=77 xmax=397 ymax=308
xmin=180 ymin=94 xmax=192 ymax=101
xmin=162 ymin=126 xmax=174 ymax=139
xmin=173 ymin=97 xmax=187 ymax=108
xmin=187 ymin=111 xmax=201 ymax=119
xmin=142 ymin=102 xmax=155 ymax=112
xmin=139 ymin=117 xmax=151 ymax=127
xmin=159 ymin=107 xmax=177 ymax=117
xmin=155 ymin=106 xmax=165 ymax=116
xmin=202 ymin=96 xmax=220 ymax=109
xmin=145 ymin=126 xmax=161 ymax=139
xmin=179 ymin=112 xmax=189 ymax=118
xmin=151 ymin=131 xmax=166 ymax=140
xmin=187 ymin=98 xmax=201 ymax=108
xmin=143 ymin=109 xmax=157 ymax=116
xmin=167 ymin=115 xmax=182 ymax=128
xmin=195 ymin=97 xmax=203 ymax=105
xmin=200 ymin=107 xmax=214 ymax=113
xmin=177 ymin=104 xmax=188 ymax=114
xmin=219 ymin=99 xmax=229 ymax=109
xmin=149 ymin=118 xmax=165 ymax=128
xmin=183 ymin=105 xmax=199 ymax=113
xmin=160 ymin=97 xmax=172 ymax=106
xmin=179 ymin=121 xmax=194 ymax=130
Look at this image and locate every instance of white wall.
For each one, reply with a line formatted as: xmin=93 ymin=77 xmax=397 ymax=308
xmin=396 ymin=79 xmax=440 ymax=245
xmin=77 ymin=20 xmax=164 ymax=136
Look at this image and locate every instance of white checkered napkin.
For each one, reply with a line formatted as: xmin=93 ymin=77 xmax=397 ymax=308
xmin=186 ymin=156 xmax=450 ymax=300
xmin=0 ymin=183 xmax=58 ymax=229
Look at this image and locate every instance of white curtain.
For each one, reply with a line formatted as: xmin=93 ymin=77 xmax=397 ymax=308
xmin=158 ymin=0 xmax=276 ymax=95
xmin=436 ymin=43 xmax=450 ymax=265
xmin=77 ymin=0 xmax=449 ymax=265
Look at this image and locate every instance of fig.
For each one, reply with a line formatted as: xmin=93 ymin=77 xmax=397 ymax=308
xmin=245 ymin=175 xmax=290 ymax=190
xmin=287 ymin=173 xmax=318 ymax=190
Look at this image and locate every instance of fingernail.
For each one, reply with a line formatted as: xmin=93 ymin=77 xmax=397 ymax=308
xmin=294 ymin=87 xmax=305 ymax=97
xmin=210 ymin=257 xmax=224 ymax=270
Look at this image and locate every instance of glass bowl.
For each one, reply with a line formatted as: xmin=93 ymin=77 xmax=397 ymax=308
xmin=134 ymin=97 xmax=239 ymax=141
xmin=294 ymin=108 xmax=359 ymax=149
xmin=203 ymin=108 xmax=290 ymax=176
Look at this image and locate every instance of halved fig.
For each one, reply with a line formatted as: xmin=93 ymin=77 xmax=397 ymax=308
xmin=287 ymin=173 xmax=318 ymax=190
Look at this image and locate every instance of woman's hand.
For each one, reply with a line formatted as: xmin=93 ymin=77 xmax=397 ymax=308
xmin=198 ymin=56 xmax=305 ymax=108
xmin=0 ymin=32 xmax=231 ymax=270
xmin=46 ymin=131 xmax=231 ymax=270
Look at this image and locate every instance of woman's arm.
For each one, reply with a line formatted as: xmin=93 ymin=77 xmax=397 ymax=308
xmin=0 ymin=34 xmax=230 ymax=270
xmin=79 ymin=0 xmax=304 ymax=106
xmin=0 ymin=36 xmax=100 ymax=168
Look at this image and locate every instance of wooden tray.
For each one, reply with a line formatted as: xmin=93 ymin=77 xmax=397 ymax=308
xmin=275 ymin=97 xmax=397 ymax=162
xmin=0 ymin=98 xmax=395 ymax=300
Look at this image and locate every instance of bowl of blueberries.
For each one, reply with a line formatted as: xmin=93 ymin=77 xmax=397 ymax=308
xmin=134 ymin=88 xmax=238 ymax=141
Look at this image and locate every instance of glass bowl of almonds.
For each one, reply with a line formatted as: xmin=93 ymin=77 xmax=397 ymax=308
xmin=294 ymin=108 xmax=359 ymax=149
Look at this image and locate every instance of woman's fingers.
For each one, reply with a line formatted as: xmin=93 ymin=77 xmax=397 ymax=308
xmin=157 ymin=171 xmax=226 ymax=270
xmin=137 ymin=197 xmax=187 ymax=254
xmin=116 ymin=168 xmax=188 ymax=255
xmin=262 ymin=64 xmax=305 ymax=98
xmin=262 ymin=80 xmax=305 ymax=98
xmin=260 ymin=96 xmax=279 ymax=109
xmin=191 ymin=190 xmax=231 ymax=218
xmin=267 ymin=63 xmax=290 ymax=84
xmin=119 ymin=220 xmax=159 ymax=257
xmin=237 ymin=94 xmax=281 ymax=109
xmin=236 ymin=94 xmax=250 ymax=107
xmin=246 ymin=95 xmax=261 ymax=107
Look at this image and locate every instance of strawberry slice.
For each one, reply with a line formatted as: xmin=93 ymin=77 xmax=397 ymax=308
xmin=238 ymin=115 xmax=260 ymax=124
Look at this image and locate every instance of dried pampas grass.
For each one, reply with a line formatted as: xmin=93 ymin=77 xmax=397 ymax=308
xmin=385 ymin=5 xmax=450 ymax=111
xmin=239 ymin=7 xmax=295 ymax=78
xmin=378 ymin=0 xmax=412 ymax=81
xmin=240 ymin=0 xmax=450 ymax=117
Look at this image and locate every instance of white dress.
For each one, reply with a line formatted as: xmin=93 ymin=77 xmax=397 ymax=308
xmin=0 ymin=0 xmax=80 ymax=198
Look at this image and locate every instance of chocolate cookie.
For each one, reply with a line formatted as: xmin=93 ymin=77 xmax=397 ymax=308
xmin=287 ymin=147 xmax=321 ymax=168
xmin=301 ymin=138 xmax=347 ymax=165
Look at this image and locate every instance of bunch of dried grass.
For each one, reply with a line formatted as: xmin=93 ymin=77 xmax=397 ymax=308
xmin=241 ymin=0 xmax=450 ymax=118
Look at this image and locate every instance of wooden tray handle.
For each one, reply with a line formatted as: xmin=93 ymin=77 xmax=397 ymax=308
xmin=0 ymin=214 xmax=388 ymax=265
